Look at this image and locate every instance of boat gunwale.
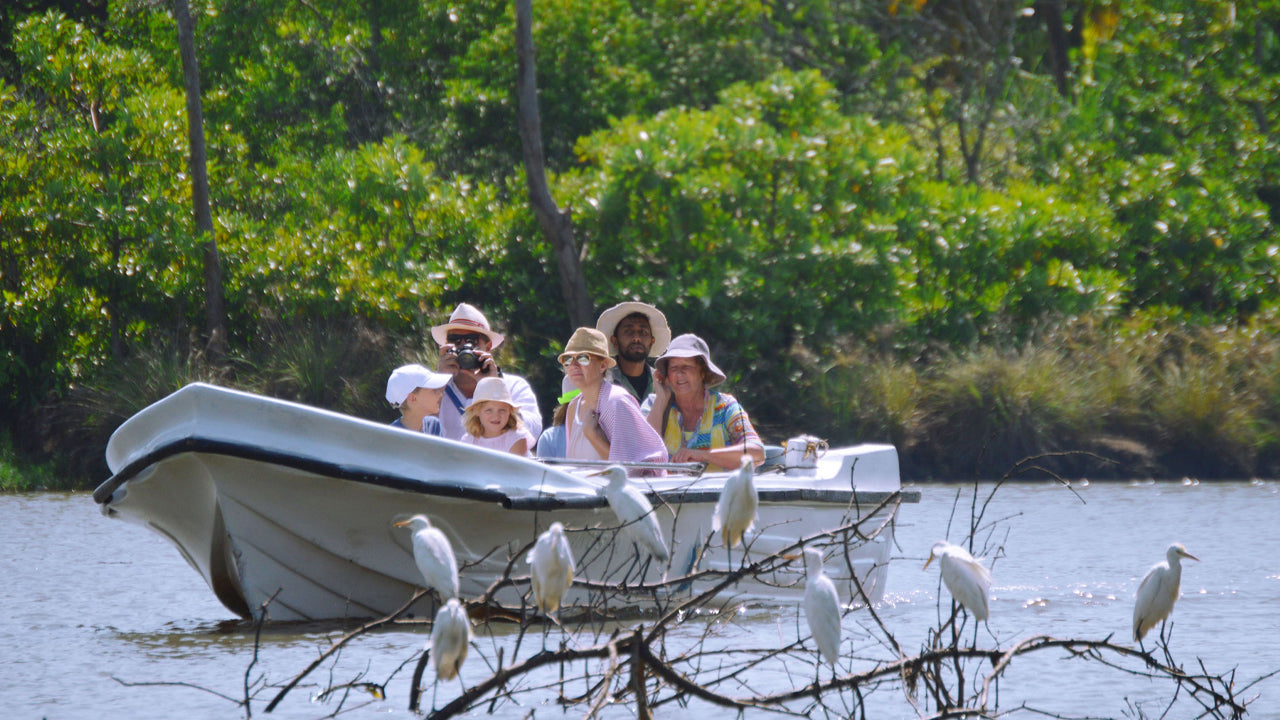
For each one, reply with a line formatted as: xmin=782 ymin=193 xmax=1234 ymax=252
xmin=93 ymin=437 xmax=920 ymax=509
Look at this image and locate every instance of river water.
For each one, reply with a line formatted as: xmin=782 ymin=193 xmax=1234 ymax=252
xmin=3 ymin=480 xmax=1278 ymax=719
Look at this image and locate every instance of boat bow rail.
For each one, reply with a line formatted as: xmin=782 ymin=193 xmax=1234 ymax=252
xmin=96 ymin=383 xmax=609 ymax=509
xmin=97 ymin=383 xmax=918 ymax=510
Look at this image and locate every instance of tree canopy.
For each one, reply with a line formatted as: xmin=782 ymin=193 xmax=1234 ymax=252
xmin=2 ymin=0 xmax=1277 ymax=477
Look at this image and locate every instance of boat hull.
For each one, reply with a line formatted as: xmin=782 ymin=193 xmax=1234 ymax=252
xmin=97 ymin=384 xmax=915 ymax=622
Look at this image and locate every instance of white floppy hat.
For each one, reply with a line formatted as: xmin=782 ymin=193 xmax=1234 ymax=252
xmin=386 ymin=364 xmax=452 ymax=406
xmin=654 ymin=333 xmax=727 ymax=387
xmin=431 ymin=303 xmax=505 ymax=349
xmin=595 ymin=301 xmax=671 ymax=357
xmin=467 ymin=377 xmax=520 ymax=412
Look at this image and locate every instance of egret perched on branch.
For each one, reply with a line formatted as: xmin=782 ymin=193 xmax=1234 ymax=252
xmin=593 ymin=465 xmax=669 ymax=562
xmin=714 ymin=455 xmax=758 ymax=550
xmin=924 ymin=541 xmax=992 ymax=622
xmin=527 ymin=522 xmax=575 ymax=614
xmin=431 ymin=598 xmax=470 ymax=681
xmin=394 ymin=514 xmax=459 ymax=599
xmin=1133 ymin=543 xmax=1199 ymax=644
xmin=803 ymin=548 xmax=841 ymax=667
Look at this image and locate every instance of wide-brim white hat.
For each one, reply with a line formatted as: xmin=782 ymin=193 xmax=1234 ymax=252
xmin=654 ymin=333 xmax=727 ymax=387
xmin=431 ymin=302 xmax=505 ymax=349
xmin=467 ymin=376 xmax=520 ymax=412
xmin=386 ymin=363 xmax=452 ymax=406
xmin=595 ymin=301 xmax=671 ymax=357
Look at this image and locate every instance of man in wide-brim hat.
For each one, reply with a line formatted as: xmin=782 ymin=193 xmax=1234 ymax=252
xmin=595 ymin=301 xmax=671 ymax=403
xmin=431 ymin=303 xmax=542 ymax=441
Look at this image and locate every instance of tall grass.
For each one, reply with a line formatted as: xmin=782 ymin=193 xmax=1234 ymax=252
xmin=0 ymin=431 xmax=67 ymax=491
xmin=916 ymin=343 xmax=1104 ymax=478
xmin=38 ymin=340 xmax=231 ymax=484
xmin=250 ymin=317 xmax=401 ymax=422
xmin=792 ymin=318 xmax=1280 ymax=480
xmin=25 ymin=317 xmax=414 ymax=489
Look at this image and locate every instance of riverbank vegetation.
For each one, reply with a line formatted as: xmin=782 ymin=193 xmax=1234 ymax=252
xmin=3 ymin=0 xmax=1279 ymax=489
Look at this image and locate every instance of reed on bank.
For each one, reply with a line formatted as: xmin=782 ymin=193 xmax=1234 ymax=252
xmin=791 ymin=316 xmax=1280 ymax=480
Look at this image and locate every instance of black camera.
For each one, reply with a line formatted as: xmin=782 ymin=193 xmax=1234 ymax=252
xmin=455 ymin=341 xmax=482 ymax=370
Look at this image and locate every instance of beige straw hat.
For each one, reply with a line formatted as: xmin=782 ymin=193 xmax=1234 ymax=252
xmin=557 ymin=327 xmax=617 ymax=368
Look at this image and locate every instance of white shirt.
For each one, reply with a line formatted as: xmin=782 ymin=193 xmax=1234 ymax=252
xmin=463 ymin=427 xmax=535 ymax=456
xmin=564 ymin=397 xmax=606 ymax=461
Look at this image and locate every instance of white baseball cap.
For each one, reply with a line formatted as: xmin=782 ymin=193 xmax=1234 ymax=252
xmin=386 ymin=364 xmax=452 ymax=406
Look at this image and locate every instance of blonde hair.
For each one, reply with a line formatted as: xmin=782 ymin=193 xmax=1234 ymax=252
xmin=464 ymin=399 xmax=523 ymax=437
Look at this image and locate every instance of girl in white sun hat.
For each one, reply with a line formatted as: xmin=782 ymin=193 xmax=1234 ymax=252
xmin=461 ymin=377 xmax=536 ymax=456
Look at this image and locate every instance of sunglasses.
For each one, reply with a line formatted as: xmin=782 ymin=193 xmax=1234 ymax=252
xmin=560 ymin=353 xmax=596 ymax=367
xmin=447 ymin=333 xmax=485 ymax=346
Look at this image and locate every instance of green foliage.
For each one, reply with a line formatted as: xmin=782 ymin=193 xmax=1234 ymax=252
xmin=0 ymin=430 xmax=66 ymax=492
xmin=1100 ymin=154 xmax=1275 ymax=316
xmin=441 ymin=0 xmax=778 ymax=180
xmin=3 ymin=1 xmax=1280 ymax=484
xmin=572 ymin=70 xmax=915 ymax=367
xmin=250 ymin=316 xmax=398 ymax=421
xmin=893 ymin=181 xmax=1125 ymax=345
xmin=1 ymin=12 xmax=199 ymax=429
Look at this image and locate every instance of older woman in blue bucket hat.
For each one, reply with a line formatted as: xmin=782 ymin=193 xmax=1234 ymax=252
xmin=645 ymin=334 xmax=764 ymax=470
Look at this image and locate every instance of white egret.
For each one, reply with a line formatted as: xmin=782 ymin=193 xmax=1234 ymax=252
xmin=394 ymin=514 xmax=459 ymax=599
xmin=714 ymin=455 xmax=758 ymax=550
xmin=924 ymin=540 xmax=992 ymax=622
xmin=803 ymin=548 xmax=841 ymax=667
xmin=430 ymin=598 xmax=470 ymax=681
xmin=594 ymin=465 xmax=669 ymax=562
xmin=1133 ymin=542 xmax=1199 ymax=643
xmin=527 ymin=522 xmax=575 ymax=613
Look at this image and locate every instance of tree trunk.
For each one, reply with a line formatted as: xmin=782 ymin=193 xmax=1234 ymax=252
xmin=513 ymin=0 xmax=594 ymax=329
xmin=174 ymin=0 xmax=227 ymax=362
xmin=1037 ymin=0 xmax=1072 ymax=97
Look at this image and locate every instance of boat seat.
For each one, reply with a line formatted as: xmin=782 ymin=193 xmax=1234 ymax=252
xmin=760 ymin=444 xmax=785 ymax=471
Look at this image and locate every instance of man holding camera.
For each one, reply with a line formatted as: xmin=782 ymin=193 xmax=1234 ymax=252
xmin=432 ymin=303 xmax=543 ymax=441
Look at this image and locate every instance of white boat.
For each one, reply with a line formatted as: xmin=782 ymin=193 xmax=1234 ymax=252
xmin=94 ymin=383 xmax=919 ymax=622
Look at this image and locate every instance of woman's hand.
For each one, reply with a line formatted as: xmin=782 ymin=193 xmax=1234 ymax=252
xmin=671 ymin=447 xmax=705 ymax=464
xmin=580 ymin=407 xmax=611 ymax=457
xmin=582 ymin=409 xmax=603 ymax=439
xmin=652 ymin=370 xmax=672 ymax=408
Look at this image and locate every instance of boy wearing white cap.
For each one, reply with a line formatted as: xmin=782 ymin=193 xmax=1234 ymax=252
xmin=386 ymin=364 xmax=452 ymax=436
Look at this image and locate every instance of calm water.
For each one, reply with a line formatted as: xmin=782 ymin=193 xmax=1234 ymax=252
xmin=3 ymin=481 xmax=1278 ymax=719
